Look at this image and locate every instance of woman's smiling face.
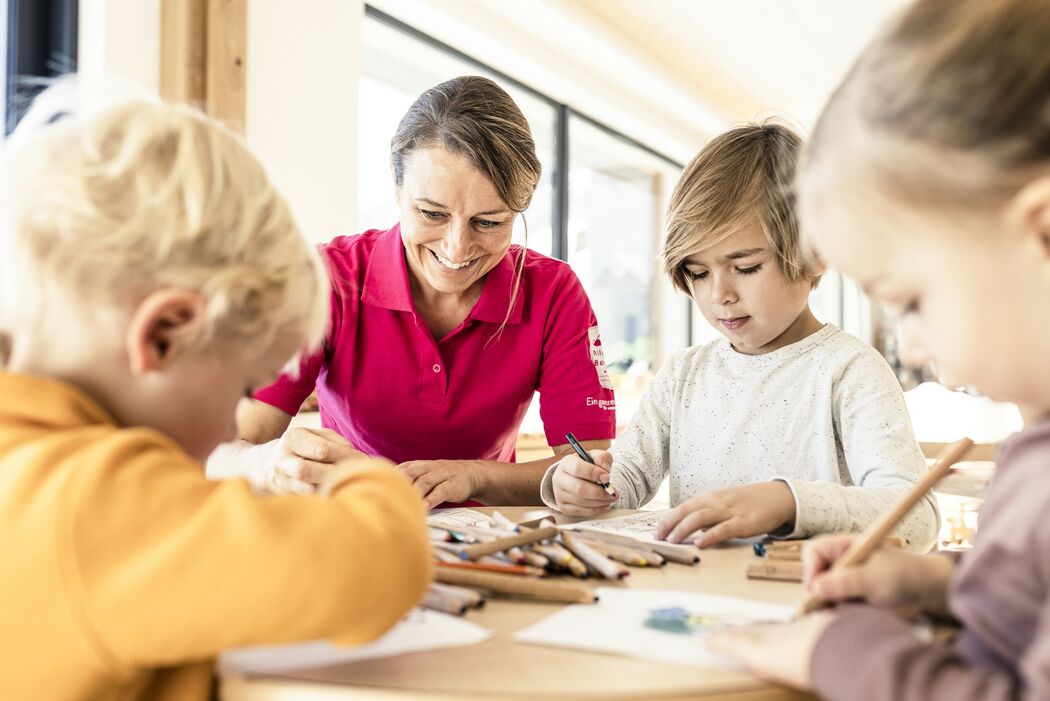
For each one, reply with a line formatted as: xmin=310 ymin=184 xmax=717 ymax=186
xmin=397 ymin=146 xmax=515 ymax=299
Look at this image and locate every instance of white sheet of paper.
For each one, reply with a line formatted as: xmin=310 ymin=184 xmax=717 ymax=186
xmin=565 ymin=509 xmax=678 ymax=542
xmin=219 ymin=609 xmax=492 ymax=675
xmin=514 ymin=588 xmax=794 ymax=669
xmin=426 ymin=507 xmax=493 ymax=530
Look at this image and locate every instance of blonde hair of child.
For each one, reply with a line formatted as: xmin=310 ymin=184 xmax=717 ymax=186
xmin=663 ymin=122 xmax=814 ymax=296
xmin=799 ymin=0 xmax=1050 ymax=234
xmin=0 ymin=80 xmax=329 ymax=368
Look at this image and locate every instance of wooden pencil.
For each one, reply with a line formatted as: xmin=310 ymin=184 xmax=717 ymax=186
xmin=746 ymin=560 xmax=804 ymax=582
xmin=522 ymin=549 xmax=550 ymax=569
xmin=561 ymin=531 xmax=630 ymax=579
xmin=575 ymin=537 xmax=659 ymax=566
xmin=434 ymin=567 xmax=597 ymax=604
xmin=428 ymin=581 xmax=485 ymax=609
xmin=437 ymin=560 xmax=547 ymax=577
xmin=569 ymin=528 xmax=701 ymax=565
xmin=491 ymin=510 xmax=520 ymax=532
xmin=421 ymin=583 xmax=469 ymax=615
xmin=798 ymin=437 xmax=974 ymax=615
xmin=532 ymin=542 xmax=590 ymax=578
xmin=459 ymin=526 xmax=559 ymax=560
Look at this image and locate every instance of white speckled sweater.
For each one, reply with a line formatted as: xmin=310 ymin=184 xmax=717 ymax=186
xmin=542 ymin=324 xmax=939 ymax=550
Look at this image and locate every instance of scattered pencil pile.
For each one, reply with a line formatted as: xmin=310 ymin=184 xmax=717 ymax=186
xmin=421 ymin=511 xmax=702 ymax=614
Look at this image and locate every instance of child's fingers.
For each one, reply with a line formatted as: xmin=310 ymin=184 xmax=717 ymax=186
xmin=558 ymin=500 xmax=613 ymax=517
xmin=558 ymin=456 xmax=610 ymax=485
xmin=661 ymin=508 xmax=723 ymax=544
xmin=808 ymin=566 xmax=871 ymax=604
xmin=590 ymin=449 xmax=613 ymax=470
xmin=692 ymin=519 xmax=746 ymax=548
xmin=553 ymin=481 xmax=617 ymax=508
xmin=802 ymin=534 xmax=857 ymax=585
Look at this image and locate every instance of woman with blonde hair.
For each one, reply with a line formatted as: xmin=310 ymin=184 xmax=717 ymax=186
xmin=212 ymin=76 xmax=615 ymax=507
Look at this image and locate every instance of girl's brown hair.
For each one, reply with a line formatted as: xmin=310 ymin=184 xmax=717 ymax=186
xmin=802 ymin=0 xmax=1050 ymax=219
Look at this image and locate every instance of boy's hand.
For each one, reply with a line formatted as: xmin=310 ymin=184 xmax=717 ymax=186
xmin=656 ymin=482 xmax=796 ymax=547
xmin=267 ymin=427 xmax=364 ymax=493
xmin=707 ymin=612 xmax=836 ymax=690
xmin=398 ymin=460 xmax=481 ymax=509
xmin=551 ymin=449 xmax=618 ymax=516
xmin=804 ymin=534 xmax=955 ymax=617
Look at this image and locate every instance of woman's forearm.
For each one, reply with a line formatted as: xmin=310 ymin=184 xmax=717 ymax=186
xmin=470 ymin=439 xmax=612 ymax=506
xmin=469 ymin=456 xmax=559 ymax=506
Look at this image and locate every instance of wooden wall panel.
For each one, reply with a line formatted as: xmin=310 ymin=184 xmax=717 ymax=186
xmin=160 ymin=0 xmax=245 ymax=133
xmin=205 ymin=0 xmax=246 ymax=133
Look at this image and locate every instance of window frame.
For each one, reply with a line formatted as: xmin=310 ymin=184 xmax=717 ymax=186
xmin=364 ymin=5 xmax=684 ymax=263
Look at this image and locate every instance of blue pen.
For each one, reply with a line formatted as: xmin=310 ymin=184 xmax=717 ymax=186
xmin=565 ymin=432 xmax=617 ymax=497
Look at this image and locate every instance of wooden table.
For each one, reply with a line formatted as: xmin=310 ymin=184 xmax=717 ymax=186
xmin=220 ymin=508 xmax=815 ymax=701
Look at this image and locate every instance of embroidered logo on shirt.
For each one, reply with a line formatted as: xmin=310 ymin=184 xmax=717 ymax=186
xmin=588 ymin=325 xmax=614 ymax=390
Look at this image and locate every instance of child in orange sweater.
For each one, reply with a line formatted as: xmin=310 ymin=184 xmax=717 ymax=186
xmin=0 ymin=82 xmax=431 ymax=701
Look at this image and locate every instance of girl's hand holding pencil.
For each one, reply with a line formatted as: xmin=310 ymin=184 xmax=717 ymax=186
xmin=803 ymin=534 xmax=955 ymax=618
xmin=551 ymin=438 xmax=619 ymax=517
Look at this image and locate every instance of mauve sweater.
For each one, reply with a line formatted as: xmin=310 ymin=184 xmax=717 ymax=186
xmin=811 ymin=419 xmax=1050 ymax=699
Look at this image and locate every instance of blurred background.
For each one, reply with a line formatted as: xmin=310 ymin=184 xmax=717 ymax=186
xmin=4 ymin=2 xmax=1020 ymax=540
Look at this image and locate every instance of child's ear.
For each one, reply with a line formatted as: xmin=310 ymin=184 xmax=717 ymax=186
xmin=1007 ymin=174 xmax=1050 ymax=266
xmin=125 ymin=290 xmax=206 ymax=375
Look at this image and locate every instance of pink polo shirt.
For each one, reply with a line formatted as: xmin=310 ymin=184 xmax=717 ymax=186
xmin=255 ymin=225 xmax=616 ymax=464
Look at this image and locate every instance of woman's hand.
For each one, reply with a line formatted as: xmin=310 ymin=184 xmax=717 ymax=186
xmin=267 ymin=427 xmax=364 ymax=494
xmin=398 ymin=460 xmax=482 ymax=509
xmin=656 ymin=482 xmax=796 ymax=547
xmin=551 ymin=449 xmax=618 ymax=516
xmin=803 ymin=534 xmax=955 ymax=617
xmin=707 ymin=612 xmax=836 ymax=690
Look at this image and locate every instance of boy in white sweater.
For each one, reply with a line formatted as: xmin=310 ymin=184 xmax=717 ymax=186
xmin=542 ymin=123 xmax=938 ymax=551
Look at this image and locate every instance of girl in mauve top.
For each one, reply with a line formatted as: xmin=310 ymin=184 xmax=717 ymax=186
xmin=710 ymin=1 xmax=1050 ymax=699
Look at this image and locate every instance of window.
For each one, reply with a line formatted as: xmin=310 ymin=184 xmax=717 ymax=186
xmin=4 ymin=0 xmax=77 ymax=135
xmin=567 ymin=116 xmax=685 ymax=425
xmin=358 ymin=15 xmax=555 ymax=255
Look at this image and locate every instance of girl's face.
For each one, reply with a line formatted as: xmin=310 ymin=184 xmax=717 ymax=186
xmin=397 ymin=146 xmax=516 ymax=300
xmin=685 ymin=221 xmax=819 ymax=355
xmin=809 ymin=192 xmax=1050 ymax=416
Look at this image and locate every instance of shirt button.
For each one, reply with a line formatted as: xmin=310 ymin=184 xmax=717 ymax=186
xmin=432 ymin=364 xmax=441 ymax=373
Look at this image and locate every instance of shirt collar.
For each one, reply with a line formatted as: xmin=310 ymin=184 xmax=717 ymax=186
xmin=468 ymin=245 xmax=525 ymax=324
xmin=360 ymin=224 xmax=415 ymax=312
xmin=361 ymin=224 xmax=525 ymax=325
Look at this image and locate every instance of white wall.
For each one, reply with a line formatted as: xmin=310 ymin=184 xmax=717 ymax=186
xmin=78 ymin=0 xmax=160 ymax=92
xmin=78 ymin=1 xmax=361 ymax=246
xmin=245 ymin=1 xmax=361 ymax=244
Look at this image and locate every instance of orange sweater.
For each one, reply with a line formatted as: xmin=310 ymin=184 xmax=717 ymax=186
xmin=0 ymin=371 xmax=431 ymax=700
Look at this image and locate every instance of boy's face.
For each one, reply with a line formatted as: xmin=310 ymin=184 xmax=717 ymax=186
xmin=809 ymin=196 xmax=1050 ymax=414
xmin=685 ymin=222 xmax=818 ymax=355
xmin=124 ymin=333 xmax=305 ymax=463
